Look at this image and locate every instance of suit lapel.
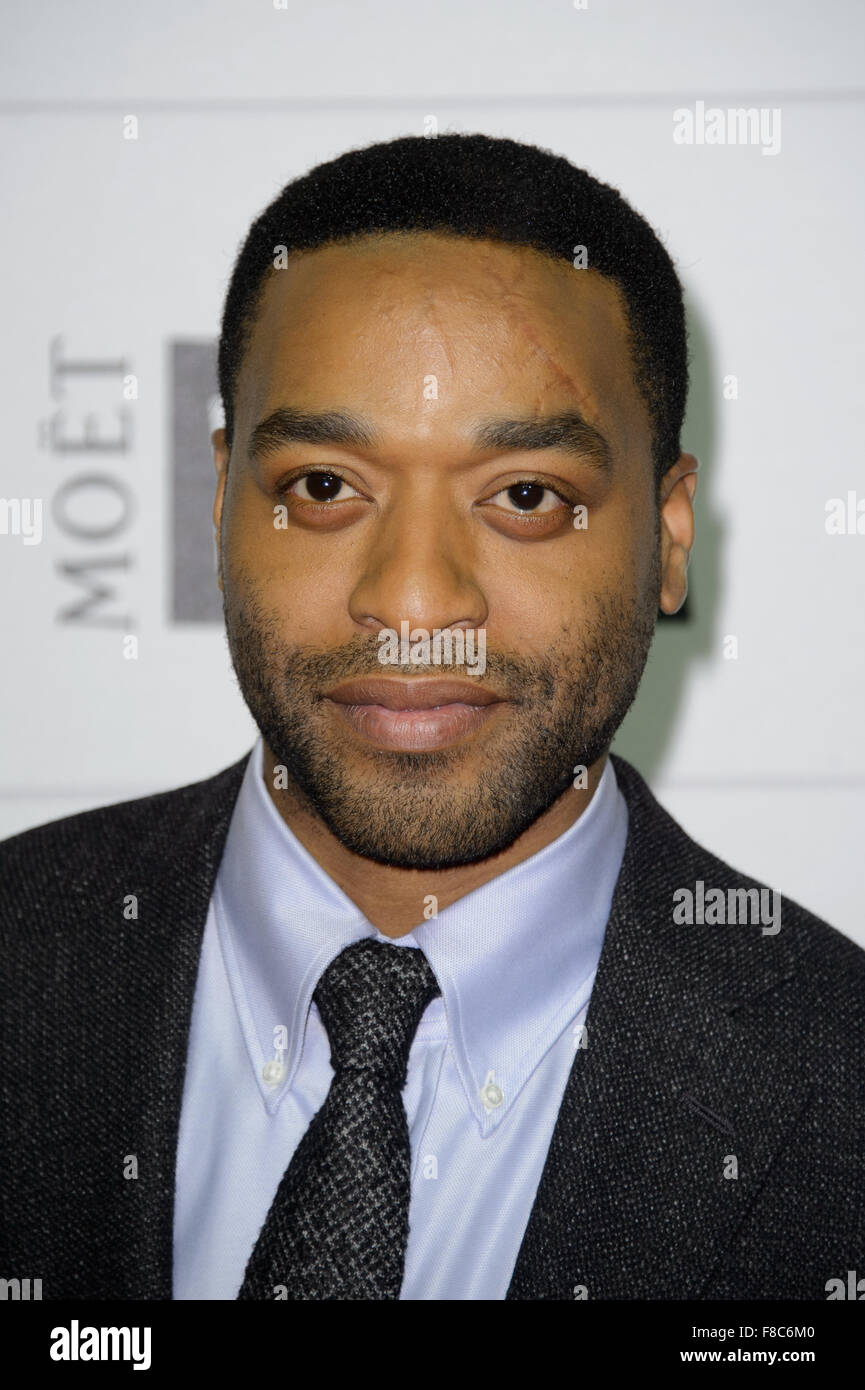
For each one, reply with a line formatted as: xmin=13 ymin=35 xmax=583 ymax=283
xmin=125 ymin=752 xmax=252 ymax=1296
xmin=50 ymin=752 xmax=251 ymax=1298
xmin=2 ymin=752 xmax=252 ymax=1298
xmin=506 ymin=755 xmax=812 ymax=1300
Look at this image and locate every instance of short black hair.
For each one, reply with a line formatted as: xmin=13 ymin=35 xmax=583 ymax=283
xmin=218 ymin=132 xmax=688 ymax=483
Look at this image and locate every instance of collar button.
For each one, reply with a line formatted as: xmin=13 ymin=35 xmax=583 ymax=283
xmin=262 ymin=1059 xmax=286 ymax=1086
xmin=480 ymin=1073 xmax=504 ymax=1110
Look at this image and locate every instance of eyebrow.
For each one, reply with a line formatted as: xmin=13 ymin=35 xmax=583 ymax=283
xmin=248 ymin=408 xmax=375 ymax=465
xmin=247 ymin=406 xmax=612 ymax=472
xmin=470 ymin=411 xmax=612 ymax=471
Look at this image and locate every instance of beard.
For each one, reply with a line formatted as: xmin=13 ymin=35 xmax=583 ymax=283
xmin=223 ymin=553 xmax=660 ymax=871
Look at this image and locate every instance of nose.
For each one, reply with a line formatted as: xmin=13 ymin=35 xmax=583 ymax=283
xmin=347 ymin=487 xmax=487 ymax=643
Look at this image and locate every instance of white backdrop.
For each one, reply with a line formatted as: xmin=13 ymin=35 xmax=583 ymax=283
xmin=1 ymin=0 xmax=863 ymax=943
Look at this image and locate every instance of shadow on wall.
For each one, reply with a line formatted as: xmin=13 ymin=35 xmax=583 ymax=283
xmin=612 ymin=291 xmax=721 ymax=782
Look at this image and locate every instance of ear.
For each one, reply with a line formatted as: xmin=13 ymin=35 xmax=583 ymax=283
xmin=658 ymin=452 xmax=698 ymax=615
xmin=212 ymin=427 xmax=230 ymax=593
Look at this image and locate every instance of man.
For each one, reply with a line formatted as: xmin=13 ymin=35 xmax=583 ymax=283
xmin=1 ymin=133 xmax=862 ymax=1301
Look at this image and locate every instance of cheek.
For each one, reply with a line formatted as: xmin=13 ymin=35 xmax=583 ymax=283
xmin=480 ymin=552 xmax=596 ymax=659
xmin=483 ymin=509 xmax=645 ymax=651
xmin=624 ymin=498 xmax=661 ymax=599
xmin=587 ymin=489 xmax=655 ymax=605
xmin=225 ymin=496 xmax=361 ymax=644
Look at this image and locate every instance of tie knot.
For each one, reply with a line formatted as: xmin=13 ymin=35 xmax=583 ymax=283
xmin=313 ymin=938 xmax=440 ymax=1081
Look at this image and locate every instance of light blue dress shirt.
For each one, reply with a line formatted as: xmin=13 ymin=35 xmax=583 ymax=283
xmin=173 ymin=737 xmax=628 ymax=1300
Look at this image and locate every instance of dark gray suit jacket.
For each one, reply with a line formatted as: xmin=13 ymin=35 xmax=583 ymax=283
xmin=1 ymin=750 xmax=863 ymax=1300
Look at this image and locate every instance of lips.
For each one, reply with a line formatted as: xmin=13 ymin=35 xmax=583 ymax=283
xmin=322 ymin=677 xmax=503 ymax=711
xmin=321 ymin=677 xmax=507 ymax=752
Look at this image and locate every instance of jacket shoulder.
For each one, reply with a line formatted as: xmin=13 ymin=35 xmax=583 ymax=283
xmin=0 ymin=753 xmax=250 ymax=922
xmin=609 ymin=752 xmax=865 ymax=1018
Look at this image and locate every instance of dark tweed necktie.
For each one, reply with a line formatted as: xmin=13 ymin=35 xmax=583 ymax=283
xmin=237 ymin=937 xmax=440 ymax=1300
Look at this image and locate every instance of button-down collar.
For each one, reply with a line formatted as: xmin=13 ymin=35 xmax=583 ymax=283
xmin=215 ymin=738 xmax=627 ymax=1135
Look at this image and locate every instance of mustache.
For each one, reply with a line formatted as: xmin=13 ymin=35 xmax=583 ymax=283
xmin=231 ymin=617 xmax=556 ymax=703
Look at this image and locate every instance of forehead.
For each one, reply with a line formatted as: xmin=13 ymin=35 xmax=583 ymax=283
xmin=236 ymin=232 xmax=650 ymax=459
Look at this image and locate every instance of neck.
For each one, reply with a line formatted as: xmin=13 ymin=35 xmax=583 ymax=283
xmin=261 ymin=744 xmax=608 ymax=938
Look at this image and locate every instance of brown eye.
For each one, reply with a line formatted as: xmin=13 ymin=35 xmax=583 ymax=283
xmin=491 ymin=481 xmax=569 ymax=514
xmin=289 ymin=471 xmax=360 ymax=503
xmin=507 ymin=482 xmax=546 ymax=511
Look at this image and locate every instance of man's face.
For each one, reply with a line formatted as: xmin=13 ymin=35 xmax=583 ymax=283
xmin=215 ymin=232 xmax=681 ymax=869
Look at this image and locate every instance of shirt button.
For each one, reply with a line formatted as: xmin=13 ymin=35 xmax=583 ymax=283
xmin=262 ymin=1059 xmax=286 ymax=1086
xmin=481 ymin=1078 xmax=504 ymax=1110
